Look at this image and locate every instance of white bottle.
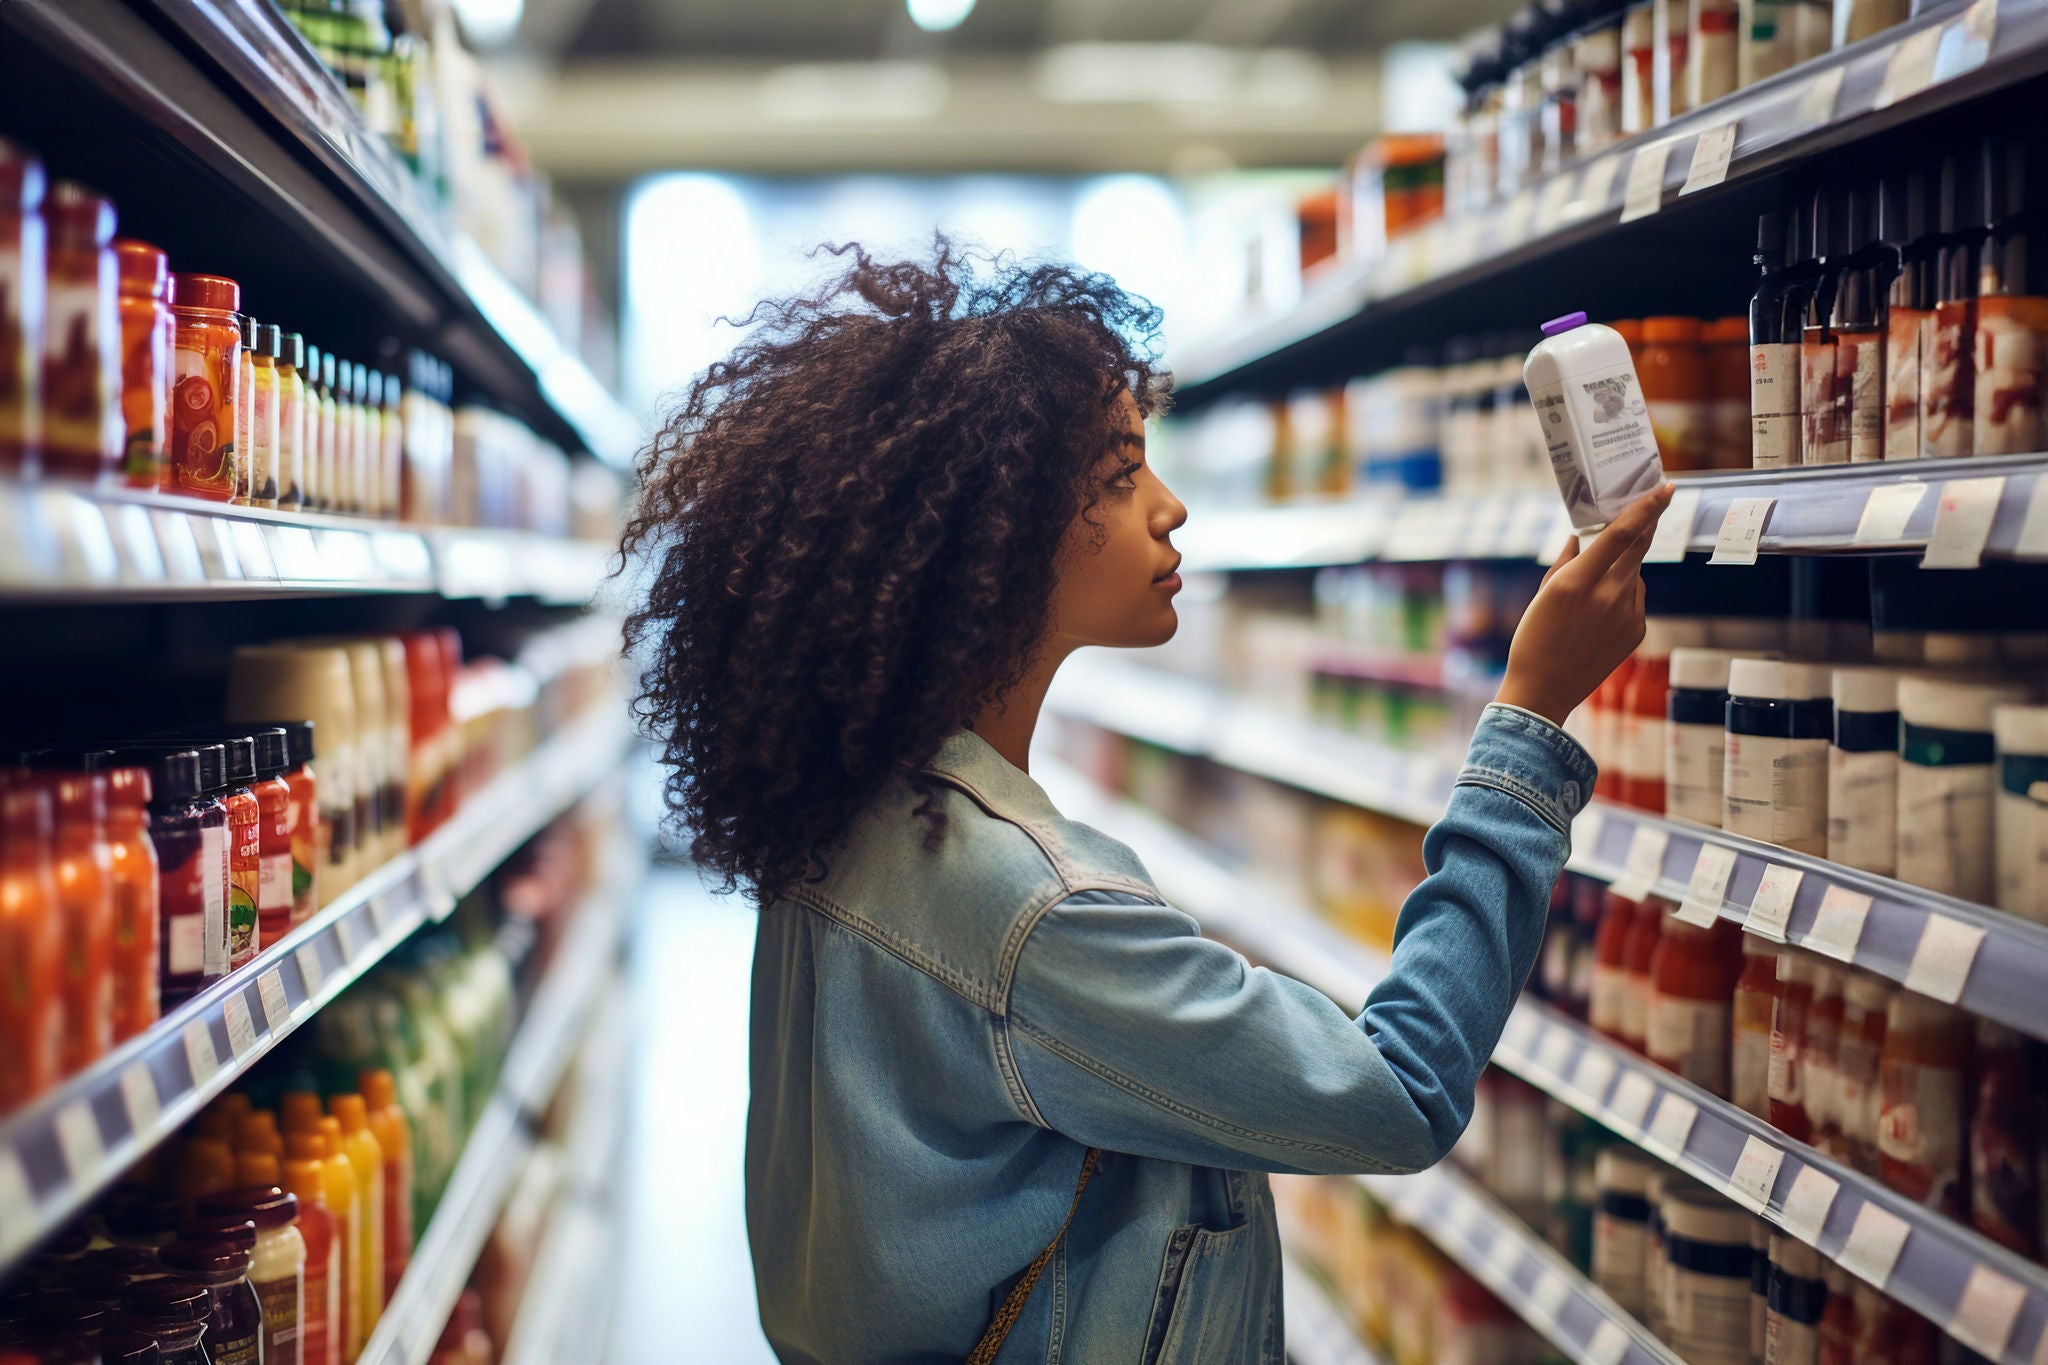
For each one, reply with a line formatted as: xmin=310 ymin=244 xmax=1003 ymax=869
xmin=1667 ymin=646 xmax=1746 ymax=827
xmin=1525 ymin=311 xmax=1666 ymax=533
xmin=1993 ymin=705 xmax=2048 ymax=923
xmin=1898 ymin=676 xmax=2032 ymax=903
xmin=1723 ymin=658 xmax=1830 ymax=856
xmin=1827 ymin=667 xmax=1900 ymax=877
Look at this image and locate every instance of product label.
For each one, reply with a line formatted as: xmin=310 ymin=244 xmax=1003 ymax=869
xmin=1668 ymin=1260 xmax=1753 ymax=1365
xmin=1800 ymin=336 xmax=1847 ymax=465
xmin=1733 ymin=1022 xmax=1772 ymax=1118
xmin=201 ymin=821 xmax=228 ymax=977
xmin=1768 ymin=1023 xmax=1803 ymax=1109
xmin=120 ymin=306 xmax=171 ymax=484
xmin=1648 ymin=996 xmax=1732 ymax=1093
xmin=1994 ymin=763 xmax=2048 ymax=920
xmin=1921 ymin=300 xmax=1976 ymax=457
xmin=1972 ymin=295 xmax=2048 ymax=456
xmin=1878 ymin=1057 xmax=1967 ymax=1213
xmin=1668 ymin=721 xmax=1726 ymax=826
xmin=255 ymin=1270 xmax=301 ymax=1358
xmin=1590 ymin=962 xmax=1629 ymax=1037
xmin=251 ymin=371 xmax=277 ymax=502
xmin=1841 ymin=330 xmax=1885 ymax=462
xmin=172 ymin=325 xmax=237 ymax=495
xmin=1750 ymin=343 xmax=1800 ymax=467
xmin=167 ymin=912 xmax=205 ymax=976
xmin=1593 ymin=1211 xmax=1648 ymax=1314
xmin=209 ymin=1327 xmax=259 ymax=1365
xmin=1766 ymin=1314 xmax=1820 ymax=1365
xmin=261 ymin=852 xmax=293 ymax=919
xmin=278 ymin=381 xmax=303 ymax=503
xmin=1623 ymin=713 xmax=1669 ymax=784
xmin=303 ymin=1257 xmax=332 ymax=1365
xmin=1885 ymin=308 xmax=1928 ymax=459
xmin=1724 ymin=733 xmax=1826 ymax=855
xmin=228 ymin=811 xmax=259 ymax=968
xmin=1621 ymin=970 xmax=1651 ymax=1047
xmin=1827 ymin=748 xmax=1898 ymax=876
xmin=1531 ymin=360 xmax=1665 ymax=530
xmin=44 ymin=277 xmax=118 ymax=458
xmin=1898 ymin=759 xmax=1997 ymax=903
xmin=0 ymin=235 xmax=40 ymax=452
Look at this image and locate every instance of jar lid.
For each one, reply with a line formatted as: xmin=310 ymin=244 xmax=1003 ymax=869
xmin=1994 ymin=704 xmax=2048 ymax=753
xmin=99 ymin=746 xmax=205 ymax=807
xmin=1727 ymin=657 xmax=1786 ymax=700
xmin=0 ymin=784 xmax=51 ymax=837
xmin=1831 ymin=665 xmax=1898 ymax=714
xmin=1898 ymin=675 xmax=2031 ymax=731
xmin=196 ymin=1186 xmax=298 ymax=1231
xmin=1595 ymin=1145 xmax=1656 ymax=1194
xmin=261 ymin=323 xmax=283 ymax=359
xmin=96 ymin=1330 xmax=163 ymax=1365
xmin=175 ymin=1214 xmax=258 ymax=1252
xmin=99 ymin=1187 xmax=183 ymax=1245
xmin=114 ymin=240 xmax=169 ymax=299
xmin=1642 ymin=315 xmax=1702 ymax=343
xmin=1769 ymin=1231 xmax=1824 ymax=1278
xmin=145 ymin=732 xmax=247 ymax=788
xmin=170 ymin=272 xmax=240 ymax=313
xmin=60 ymin=1247 xmax=163 ymax=1300
xmin=284 ymin=331 xmax=306 ymax=369
xmin=115 ymin=1276 xmax=212 ymax=1329
xmin=1781 ymin=661 xmax=1832 ymax=700
xmin=1670 ymin=646 xmax=1746 ymax=690
xmin=1540 ymin=310 xmax=1588 ymax=336
xmin=1660 ymin=1185 xmax=1751 ymax=1243
xmin=45 ymin=181 xmax=114 ymax=243
xmin=160 ymin=1235 xmax=254 ymax=1283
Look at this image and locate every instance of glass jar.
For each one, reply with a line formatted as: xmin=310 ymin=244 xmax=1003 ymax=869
xmin=160 ymin=1229 xmax=263 ymax=1365
xmin=0 ymin=137 xmax=45 ymax=475
xmin=169 ymin=272 xmax=242 ymax=501
xmin=115 ymin=1277 xmax=214 ymax=1365
xmin=114 ymin=239 xmax=173 ymax=489
xmin=41 ymin=181 xmax=121 ymax=480
xmin=104 ymin=745 xmax=229 ymax=1005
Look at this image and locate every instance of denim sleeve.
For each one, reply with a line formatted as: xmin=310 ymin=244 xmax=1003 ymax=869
xmin=1006 ymin=704 xmax=1595 ymax=1175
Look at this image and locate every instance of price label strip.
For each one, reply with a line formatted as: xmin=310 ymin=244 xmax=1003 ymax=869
xmin=1607 ymin=825 xmax=1671 ymax=901
xmin=1876 ymin=24 xmax=1943 ymax=109
xmin=54 ymin=1100 xmax=106 ymax=1184
xmin=1646 ymin=1093 xmax=1699 ymax=1158
xmin=1922 ymin=475 xmax=2005 ymax=569
xmin=1795 ymin=65 xmax=1845 ymax=128
xmin=1745 ymin=863 xmax=1804 ymax=942
xmin=1802 ymin=885 xmax=1872 ymax=962
xmin=1571 ymin=1050 xmax=1618 ymax=1104
xmin=1779 ymin=1165 xmax=1839 ymax=1243
xmin=1854 ymin=482 xmax=1928 ymax=545
xmin=1727 ymin=1135 xmax=1786 ymax=1213
xmin=1620 ymin=140 xmax=1675 ymax=224
xmin=223 ymin=992 xmax=258 ymax=1059
xmin=0 ymin=1150 xmax=35 ymax=1262
xmin=1644 ymin=485 xmax=1702 ymax=563
xmin=2015 ymin=475 xmax=2048 ymax=558
xmin=1608 ymin=1070 xmax=1658 ymax=1133
xmin=1528 ymin=1272 xmax=1571 ymax=1332
xmin=1903 ymin=914 xmax=1985 ymax=1004
xmin=121 ymin=1063 xmax=161 ymax=1136
xmin=1680 ymin=122 xmax=1738 ymax=194
xmin=1537 ymin=1028 xmax=1576 ymax=1078
xmin=1677 ymin=844 xmax=1739 ymax=927
xmin=295 ymin=942 xmax=325 ymax=998
xmin=1576 ymin=156 xmax=1625 ymax=218
xmin=1587 ymin=1321 xmax=1631 ymax=1365
xmin=1948 ymin=1265 xmax=2025 ymax=1361
xmin=1838 ymin=1202 xmax=1911 ymax=1287
xmin=1486 ymin=1228 xmax=1524 ymax=1282
xmin=257 ymin=968 xmax=290 ymax=1030
xmin=1710 ymin=497 xmax=1775 ymax=564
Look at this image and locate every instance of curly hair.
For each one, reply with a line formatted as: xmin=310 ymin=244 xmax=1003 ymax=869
xmin=621 ymin=239 xmax=1170 ymax=906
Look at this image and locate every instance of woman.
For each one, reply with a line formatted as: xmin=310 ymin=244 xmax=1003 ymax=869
xmin=623 ymin=243 xmax=1670 ymax=1364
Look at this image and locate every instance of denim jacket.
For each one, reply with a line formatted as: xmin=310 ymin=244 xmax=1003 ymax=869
xmin=746 ymin=701 xmax=1596 ymax=1364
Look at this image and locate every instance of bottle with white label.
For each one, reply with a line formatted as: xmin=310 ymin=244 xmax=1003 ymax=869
xmin=1897 ymin=675 xmax=2031 ymax=903
xmin=104 ymin=742 xmax=230 ymax=1006
xmin=228 ymin=644 xmax=361 ymax=906
xmin=1994 ymin=705 xmax=2048 ymax=923
xmin=1749 ymin=212 xmax=1802 ymax=469
xmin=1593 ymin=1146 xmax=1656 ymax=1316
xmin=1668 ymin=646 xmax=1746 ymax=826
xmin=1724 ymin=658 xmax=1831 ymax=856
xmin=1525 ymin=311 xmax=1666 ymax=533
xmin=1763 ymin=1232 xmax=1826 ymax=1365
xmin=1828 ymin=667 xmax=1900 ymax=876
xmin=1662 ymin=1185 xmax=1754 ymax=1365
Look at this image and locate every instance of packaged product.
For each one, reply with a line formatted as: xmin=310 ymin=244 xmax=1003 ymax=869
xmin=1524 ymin=312 xmax=1666 ymax=534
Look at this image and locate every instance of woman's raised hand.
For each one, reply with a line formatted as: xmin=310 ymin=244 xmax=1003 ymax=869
xmin=1494 ymin=484 xmax=1675 ymax=727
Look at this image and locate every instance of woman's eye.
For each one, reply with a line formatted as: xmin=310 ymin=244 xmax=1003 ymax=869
xmin=1109 ymin=461 xmax=1142 ymax=489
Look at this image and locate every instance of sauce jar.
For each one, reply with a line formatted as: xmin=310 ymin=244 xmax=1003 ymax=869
xmin=1877 ymin=991 xmax=1970 ymax=1217
xmin=87 ymin=760 xmax=160 ymax=1042
xmin=1639 ymin=315 xmax=1709 ymax=471
xmin=1647 ymin=914 xmax=1741 ymax=1096
xmin=44 ymin=771 xmax=114 ymax=1076
xmin=105 ymin=745 xmax=228 ymax=1005
xmin=41 ymin=181 xmax=121 ymax=480
xmin=1661 ymin=1184 xmax=1752 ymax=1365
xmin=161 ymin=1226 xmax=263 ymax=1365
xmin=0 ymin=781 xmax=62 ymax=1114
xmin=196 ymin=1188 xmax=305 ymax=1365
xmin=116 ymin=1276 xmax=214 ymax=1365
xmin=0 ymin=137 xmax=45 ymax=475
xmin=114 ymin=240 xmax=173 ymax=490
xmin=169 ymin=272 xmax=242 ymax=500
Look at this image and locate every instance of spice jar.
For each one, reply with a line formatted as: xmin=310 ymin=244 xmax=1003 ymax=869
xmin=161 ymin=1226 xmax=263 ymax=1365
xmin=0 ymin=782 xmax=62 ymax=1113
xmin=1897 ymin=676 xmax=2030 ymax=902
xmin=1732 ymin=937 xmax=1778 ymax=1120
xmin=114 ymin=240 xmax=172 ymax=490
xmin=170 ymin=273 xmax=242 ymax=500
xmin=156 ymin=732 xmax=263 ymax=973
xmin=1621 ymin=619 xmax=1696 ymax=812
xmin=1648 ymin=914 xmax=1742 ymax=1095
xmin=1661 ymin=1184 xmax=1752 ymax=1365
xmin=1877 ymin=990 xmax=1970 ymax=1217
xmin=87 ymin=761 xmax=160 ymax=1042
xmin=104 ymin=744 xmax=228 ymax=1005
xmin=1593 ymin=1145 xmax=1656 ymax=1315
xmin=1667 ymin=647 xmax=1740 ymax=827
xmin=1826 ymin=668 xmax=1899 ymax=877
xmin=1763 ymin=1231 xmax=1827 ymax=1365
xmin=197 ymin=1187 xmax=305 ymax=1365
xmin=45 ymin=771 xmax=114 ymax=1075
xmin=227 ymin=645 xmax=359 ymax=906
xmin=0 ymin=138 xmax=45 ymax=475
xmin=1994 ymin=705 xmax=2048 ymax=922
xmin=1575 ymin=8 xmax=1626 ymax=154
xmin=1724 ymin=659 xmax=1831 ymax=856
xmin=41 ymin=182 xmax=121 ymax=480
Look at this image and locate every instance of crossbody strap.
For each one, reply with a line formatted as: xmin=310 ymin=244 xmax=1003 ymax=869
xmin=964 ymin=1146 xmax=1102 ymax=1365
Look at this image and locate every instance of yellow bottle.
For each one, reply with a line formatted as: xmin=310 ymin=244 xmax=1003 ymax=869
xmin=283 ymin=1146 xmax=344 ymax=1365
xmin=359 ymin=1069 xmax=413 ymax=1299
xmin=318 ymin=1116 xmax=367 ymax=1361
xmin=331 ymin=1094 xmax=387 ymax=1337
xmin=289 ymin=1127 xmax=360 ymax=1362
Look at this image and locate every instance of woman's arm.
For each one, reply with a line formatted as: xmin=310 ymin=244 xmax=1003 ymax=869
xmin=1005 ymin=703 xmax=1592 ymax=1175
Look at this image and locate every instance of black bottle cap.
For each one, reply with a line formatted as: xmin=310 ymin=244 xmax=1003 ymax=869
xmin=99 ymin=745 xmax=209 ymax=807
xmin=285 ymin=331 xmax=306 ymax=369
xmin=1981 ymin=132 xmax=2028 ymax=224
xmin=1878 ymin=165 xmax=1927 ymax=245
xmin=1938 ymin=148 xmax=1984 ymax=234
xmin=232 ymin=717 xmax=314 ymax=768
xmin=1844 ymin=179 xmax=1879 ymax=252
xmin=261 ymin=323 xmax=283 ymax=360
xmin=1756 ymin=210 xmax=1785 ymax=256
xmin=147 ymin=730 xmax=256 ymax=788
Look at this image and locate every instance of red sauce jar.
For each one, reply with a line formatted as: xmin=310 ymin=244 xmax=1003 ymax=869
xmin=1589 ymin=889 xmax=1641 ymax=1043
xmin=1646 ymin=914 xmax=1741 ymax=1096
xmin=1620 ymin=893 xmax=1664 ymax=1054
xmin=106 ymin=745 xmax=229 ymax=1005
xmin=170 ymin=272 xmax=242 ymax=501
xmin=44 ymin=771 xmax=114 ymax=1075
xmin=92 ymin=762 xmax=161 ymax=1042
xmin=0 ymin=137 xmax=45 ymax=475
xmin=1877 ymin=991 xmax=1970 ymax=1217
xmin=1731 ymin=937 xmax=1777 ymax=1121
xmin=114 ymin=239 xmax=173 ymax=490
xmin=246 ymin=728 xmax=296 ymax=951
xmin=1767 ymin=949 xmax=1816 ymax=1143
xmin=41 ymin=181 xmax=120 ymax=480
xmin=0 ymin=781 xmax=62 ymax=1113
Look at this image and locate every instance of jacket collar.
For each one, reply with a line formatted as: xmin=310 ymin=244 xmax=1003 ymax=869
xmin=922 ymin=730 xmax=1064 ymax=827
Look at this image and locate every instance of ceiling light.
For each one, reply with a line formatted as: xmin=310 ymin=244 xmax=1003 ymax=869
xmin=907 ymin=0 xmax=975 ymax=33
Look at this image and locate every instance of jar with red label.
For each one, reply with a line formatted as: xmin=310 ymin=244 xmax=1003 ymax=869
xmin=1877 ymin=991 xmax=1971 ymax=1218
xmin=1590 ymin=889 xmax=1642 ymax=1043
xmin=41 ymin=181 xmax=121 ymax=480
xmin=1804 ymin=963 xmax=1845 ymax=1159
xmin=106 ymin=744 xmax=228 ymax=1005
xmin=1731 ymin=936 xmax=1777 ymax=1120
xmin=113 ymin=239 xmax=172 ymax=490
xmin=245 ymin=727 xmax=296 ymax=950
xmin=1767 ymin=949 xmax=1816 ymax=1143
xmin=0 ymin=781 xmax=62 ymax=1114
xmin=170 ymin=272 xmax=242 ymax=500
xmin=90 ymin=760 xmax=160 ymax=1043
xmin=0 ymin=137 xmax=45 ymax=475
xmin=1647 ymin=913 xmax=1742 ymax=1096
xmin=1620 ymin=893 xmax=1664 ymax=1054
xmin=43 ymin=771 xmax=114 ymax=1076
xmin=1835 ymin=972 xmax=1890 ymax=1176
xmin=1969 ymin=1019 xmax=2039 ymax=1257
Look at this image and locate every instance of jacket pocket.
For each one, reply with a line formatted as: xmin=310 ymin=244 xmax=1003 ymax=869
xmin=1140 ymin=1221 xmax=1259 ymax=1365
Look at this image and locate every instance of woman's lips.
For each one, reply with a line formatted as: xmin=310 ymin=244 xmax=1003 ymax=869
xmin=1153 ymin=571 xmax=1182 ymax=593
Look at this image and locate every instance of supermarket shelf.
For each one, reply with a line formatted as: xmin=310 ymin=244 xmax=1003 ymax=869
xmin=1172 ymin=0 xmax=2048 ymax=397
xmin=362 ymin=873 xmax=631 ymax=1365
xmin=1280 ymin=1256 xmax=1390 ymax=1365
xmin=1177 ymin=455 xmax=2048 ymax=573
xmin=1049 ymin=652 xmax=2048 ymax=1041
xmin=0 ymin=706 xmax=636 ymax=1276
xmin=0 ymin=0 xmax=640 ymax=467
xmin=0 ymin=480 xmax=613 ymax=604
xmin=1041 ymin=761 xmax=2048 ymax=1365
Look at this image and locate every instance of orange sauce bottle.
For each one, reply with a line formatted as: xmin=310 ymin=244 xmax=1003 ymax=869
xmin=169 ymin=272 xmax=242 ymax=500
xmin=45 ymin=772 xmax=114 ymax=1075
xmin=0 ymin=782 xmax=61 ymax=1113
xmin=98 ymin=763 xmax=160 ymax=1042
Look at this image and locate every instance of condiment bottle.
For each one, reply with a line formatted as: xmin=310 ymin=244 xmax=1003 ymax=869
xmin=1524 ymin=312 xmax=1666 ymax=534
xmin=1767 ymin=949 xmax=1816 ymax=1142
xmin=0 ymin=782 xmax=62 ymax=1113
xmin=336 ymin=640 xmax=390 ymax=866
xmin=1805 ymin=961 xmax=1845 ymax=1156
xmin=1835 ymin=972 xmax=1889 ymax=1176
xmin=1648 ymin=914 xmax=1741 ymax=1095
xmin=227 ymin=646 xmax=359 ymax=905
xmin=116 ymin=1277 xmax=214 ymax=1365
xmin=303 ymin=342 xmax=326 ymax=511
xmin=1922 ymin=149 xmax=1983 ymax=457
xmin=113 ymin=240 xmax=173 ymax=490
xmin=1738 ymin=0 xmax=1786 ymax=88
xmin=1660 ymin=1184 xmax=1752 ymax=1365
xmin=278 ymin=332 xmax=307 ymax=510
xmin=1968 ymin=1019 xmax=2039 ymax=1257
xmin=1724 ymin=659 xmax=1830 ymax=856
xmin=1575 ymin=11 xmax=1624 ymax=153
xmin=358 ymin=1070 xmax=412 ymax=1298
xmin=244 ymin=728 xmax=296 ymax=950
xmin=234 ymin=314 xmax=256 ymax=503
xmin=1701 ymin=315 xmax=1750 ymax=468
xmin=403 ymin=633 xmax=450 ymax=840
xmin=1621 ymin=619 xmax=1690 ymax=812
xmin=41 ymin=182 xmax=122 ymax=480
xmin=1883 ymin=164 xmax=1934 ymax=460
xmin=1592 ymin=1145 xmax=1655 ymax=1316
xmin=1799 ymin=185 xmax=1848 ymax=466
xmin=0 ymin=138 xmax=45 ymax=476
xmin=1827 ymin=667 xmax=1899 ymax=876
xmin=364 ymin=370 xmax=388 ymax=517
xmin=1816 ymin=1265 xmax=1856 ymax=1365
xmin=91 ymin=762 xmax=160 ymax=1041
xmin=161 ymin=1223 xmax=263 ymax=1365
xmin=169 ymin=274 xmax=241 ymax=500
xmin=105 ymin=745 xmax=228 ymax=1005
xmin=285 ymin=1131 xmax=350 ymax=1365
xmin=1993 ymin=705 xmax=2048 ymax=922
xmin=1749 ymin=212 xmax=1801 ymax=468
xmin=1687 ymin=0 xmax=1738 ymax=106
xmin=1620 ymin=894 xmax=1663 ymax=1053
xmin=434 ymin=628 xmax=465 ymax=817
xmin=1622 ymin=0 xmax=1656 ymax=134
xmin=315 ymin=1120 xmax=365 ymax=1360
xmin=45 ymin=771 xmax=115 ymax=1075
xmin=1830 ymin=179 xmax=1891 ymax=465
xmin=206 ymin=734 xmax=263 ymax=971
xmin=197 ymin=1187 xmax=305 ymax=1365
xmin=378 ymin=369 xmax=403 ymax=521
xmin=1639 ymin=316 xmax=1709 ymax=471
xmin=1763 ymin=1231 xmax=1826 ymax=1365
xmin=330 ymin=1095 xmax=386 ymax=1336
xmin=1731 ymin=936 xmax=1778 ymax=1120
xmin=1589 ymin=888 xmax=1641 ymax=1043
xmin=1668 ymin=647 xmax=1741 ymax=826
xmin=318 ymin=350 xmax=340 ymax=513
xmin=249 ymin=324 xmax=282 ymax=508
xmin=1651 ymin=0 xmax=1688 ymax=123
xmin=1876 ymin=990 xmax=1969 ymax=1217
xmin=345 ymin=361 xmax=367 ymax=516
xmin=1973 ymin=132 xmax=2048 ymax=455
xmin=1897 ymin=676 xmax=2030 ymax=903
xmin=275 ymin=719 xmax=319 ymax=925
xmin=1589 ymin=656 xmax=1635 ymax=800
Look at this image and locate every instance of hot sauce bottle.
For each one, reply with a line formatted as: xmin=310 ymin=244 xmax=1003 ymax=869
xmin=44 ymin=771 xmax=114 ymax=1075
xmin=113 ymin=239 xmax=173 ymax=490
xmin=107 ymin=744 xmax=228 ymax=1005
xmin=1878 ymin=991 xmax=1970 ymax=1218
xmin=278 ymin=332 xmax=307 ymax=511
xmin=1590 ymin=889 xmax=1642 ymax=1043
xmin=247 ymin=727 xmax=296 ymax=951
xmin=41 ymin=181 xmax=121 ymax=481
xmin=250 ymin=323 xmax=281 ymax=508
xmin=0 ymin=782 xmax=62 ymax=1113
xmin=0 ymin=138 xmax=45 ymax=476
xmin=171 ymin=273 xmax=242 ymax=500
xmin=93 ymin=761 xmax=160 ymax=1042
xmin=1883 ymin=164 xmax=1934 ymax=460
xmin=1646 ymin=914 xmax=1742 ymax=1096
xmin=282 ymin=1147 xmax=341 ymax=1365
xmin=1974 ymin=132 xmax=2048 ymax=455
xmin=215 ymin=734 xmax=263 ymax=971
xmin=1620 ymin=894 xmax=1664 ymax=1055
xmin=1767 ymin=949 xmax=1816 ymax=1142
xmin=1731 ymin=936 xmax=1778 ymax=1120
xmin=1922 ymin=149 xmax=1984 ymax=458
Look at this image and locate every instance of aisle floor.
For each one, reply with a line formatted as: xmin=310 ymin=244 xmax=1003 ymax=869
xmin=609 ymin=865 xmax=777 ymax=1363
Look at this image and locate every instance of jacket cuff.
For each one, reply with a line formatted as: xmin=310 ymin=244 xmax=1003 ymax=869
xmin=1455 ymin=703 xmax=1599 ymax=836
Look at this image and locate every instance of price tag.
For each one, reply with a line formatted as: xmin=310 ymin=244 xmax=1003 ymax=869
xmin=1710 ymin=497 xmax=1775 ymax=564
xmin=1620 ymin=140 xmax=1674 ymax=224
xmin=184 ymin=1018 xmax=221 ymax=1087
xmin=1728 ymin=1135 xmax=1786 ymax=1212
xmin=366 ymin=892 xmax=390 ymax=934
xmin=1537 ymin=173 xmax=1579 ymax=232
xmin=1647 ymin=1094 xmax=1698 ymax=1157
xmin=1573 ymin=807 xmax=1607 ymax=861
xmin=1680 ymin=122 xmax=1739 ymax=194
xmin=257 ymin=969 xmax=290 ymax=1028
xmin=1608 ymin=825 xmax=1671 ymax=901
xmin=335 ymin=914 xmax=361 ymax=960
xmin=120 ymin=1063 xmax=161 ymax=1135
xmin=1529 ymin=1271 xmax=1571 ymax=1328
xmin=1779 ymin=1165 xmax=1839 ymax=1242
xmin=1577 ymin=156 xmax=1624 ymax=218
xmin=1644 ymin=485 xmax=1702 ymax=563
xmin=1487 ymin=1228 xmax=1524 ymax=1281
xmin=1537 ymin=1028 xmax=1575 ymax=1078
xmin=1803 ymin=885 xmax=1872 ymax=962
xmin=223 ymin=992 xmax=258 ymax=1058
xmin=1572 ymin=1050 xmax=1618 ymax=1103
xmin=1744 ymin=863 xmax=1804 ymax=943
xmin=1935 ymin=0 xmax=1996 ymax=80
xmin=0 ymin=1150 xmax=33 ymax=1260
xmin=295 ymin=942 xmax=325 ymax=998
xmin=1949 ymin=1265 xmax=2025 ymax=1360
xmin=1903 ymin=914 xmax=1985 ymax=1003
xmin=1922 ymin=475 xmax=2006 ymax=569
xmin=1838 ymin=1202 xmax=1910 ymax=1287
xmin=1677 ymin=844 xmax=1739 ymax=927
xmin=1609 ymin=1070 xmax=1658 ymax=1131
xmin=1794 ymin=65 xmax=1846 ymax=128
xmin=54 ymin=1101 xmax=105 ymax=1184
xmin=1876 ymin=24 xmax=1943 ymax=108
xmin=1588 ymin=1320 xmax=1631 ymax=1365
xmin=1854 ymin=482 xmax=1928 ymax=545
xmin=2016 ymin=476 xmax=2048 ymax=558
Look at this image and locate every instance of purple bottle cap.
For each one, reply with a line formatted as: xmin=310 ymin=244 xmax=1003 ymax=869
xmin=1540 ymin=311 xmax=1589 ymax=336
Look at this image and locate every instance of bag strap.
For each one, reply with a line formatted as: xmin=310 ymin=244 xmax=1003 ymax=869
xmin=965 ymin=1146 xmax=1102 ymax=1365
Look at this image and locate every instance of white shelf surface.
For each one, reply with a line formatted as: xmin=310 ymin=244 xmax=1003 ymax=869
xmin=1176 ymin=455 xmax=2048 ymax=573
xmin=1048 ymin=653 xmax=2048 ymax=1043
xmin=1041 ymin=761 xmax=2048 ymax=1365
xmin=0 ymin=706 xmax=635 ymax=1276
xmin=0 ymin=480 xmax=612 ymax=604
xmin=1280 ymin=1256 xmax=1391 ymax=1365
